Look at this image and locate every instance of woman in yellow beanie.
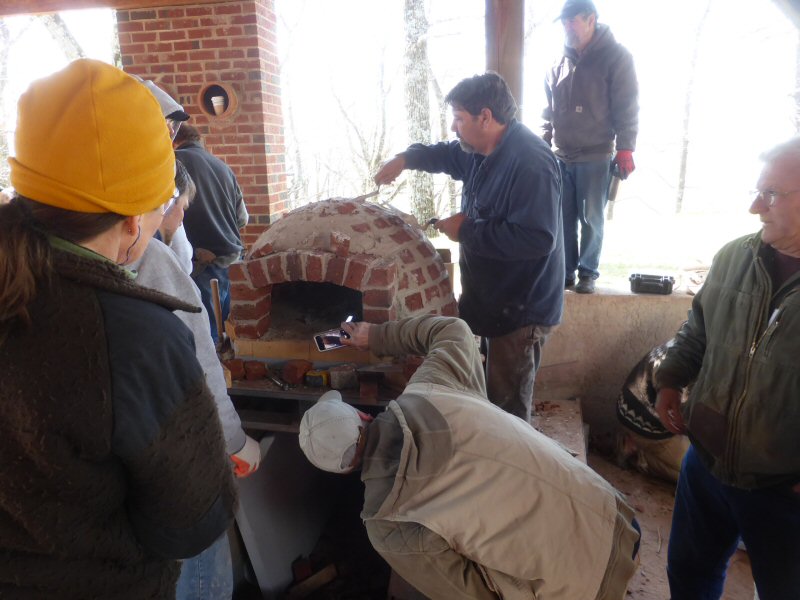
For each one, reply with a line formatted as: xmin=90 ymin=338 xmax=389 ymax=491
xmin=0 ymin=59 xmax=236 ymax=599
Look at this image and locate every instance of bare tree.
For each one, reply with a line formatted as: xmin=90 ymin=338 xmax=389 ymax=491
xmin=428 ymin=61 xmax=457 ymax=218
xmin=0 ymin=14 xmax=85 ymax=187
xmin=332 ymin=68 xmax=392 ymax=189
xmin=334 ymin=64 xmax=391 ymax=194
xmin=675 ymin=0 xmax=712 ymax=213
xmin=277 ymin=2 xmax=310 ymax=207
xmin=39 ymin=14 xmax=85 ymax=61
xmin=404 ymin=0 xmax=436 ymax=225
xmin=283 ymin=99 xmax=308 ymax=210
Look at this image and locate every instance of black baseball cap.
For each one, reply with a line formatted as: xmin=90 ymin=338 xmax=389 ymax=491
xmin=557 ymin=0 xmax=597 ymax=20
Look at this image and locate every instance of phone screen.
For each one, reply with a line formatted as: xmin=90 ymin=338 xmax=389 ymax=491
xmin=314 ymin=328 xmax=346 ymax=352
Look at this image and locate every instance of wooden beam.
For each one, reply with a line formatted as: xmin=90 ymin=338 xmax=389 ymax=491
xmin=485 ymin=0 xmax=525 ymax=117
xmin=0 ymin=0 xmax=231 ymax=18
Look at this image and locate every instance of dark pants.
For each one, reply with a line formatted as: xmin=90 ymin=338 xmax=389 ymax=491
xmin=668 ymin=445 xmax=800 ymax=600
xmin=484 ymin=324 xmax=553 ymax=423
xmin=193 ymin=263 xmax=231 ymax=344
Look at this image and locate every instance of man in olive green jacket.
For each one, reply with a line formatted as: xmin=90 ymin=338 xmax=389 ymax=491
xmin=299 ymin=315 xmax=639 ymax=600
xmin=655 ymin=137 xmax=800 ymax=600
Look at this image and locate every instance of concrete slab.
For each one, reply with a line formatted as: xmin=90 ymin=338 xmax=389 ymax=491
xmin=533 ymin=397 xmax=588 ymax=464
xmin=590 ymin=455 xmax=755 ymax=600
xmin=537 ymin=289 xmax=693 ymax=446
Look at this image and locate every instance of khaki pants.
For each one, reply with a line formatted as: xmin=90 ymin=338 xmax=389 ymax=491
xmin=596 ymin=497 xmax=640 ymax=600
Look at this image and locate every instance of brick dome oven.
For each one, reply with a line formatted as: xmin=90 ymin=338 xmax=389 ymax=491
xmin=229 ymin=198 xmax=458 ymax=341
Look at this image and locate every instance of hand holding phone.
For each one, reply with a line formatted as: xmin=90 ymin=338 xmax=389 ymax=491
xmin=339 ymin=320 xmax=371 ymax=351
xmin=313 ymin=316 xmax=354 ymax=352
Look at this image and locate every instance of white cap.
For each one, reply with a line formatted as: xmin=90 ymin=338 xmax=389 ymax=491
xmin=298 ymin=390 xmax=363 ymax=473
xmin=141 ymin=80 xmax=190 ymax=121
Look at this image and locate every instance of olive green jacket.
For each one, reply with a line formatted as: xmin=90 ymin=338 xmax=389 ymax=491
xmin=655 ymin=232 xmax=800 ymax=489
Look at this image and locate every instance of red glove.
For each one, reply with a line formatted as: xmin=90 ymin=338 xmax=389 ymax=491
xmin=230 ymin=435 xmax=261 ymax=478
xmin=613 ymin=150 xmax=635 ymax=180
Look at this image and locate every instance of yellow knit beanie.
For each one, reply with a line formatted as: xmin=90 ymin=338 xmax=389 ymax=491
xmin=9 ymin=59 xmax=175 ymax=216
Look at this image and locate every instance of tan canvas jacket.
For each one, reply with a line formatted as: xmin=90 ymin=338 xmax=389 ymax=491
xmin=361 ymin=316 xmax=638 ymax=599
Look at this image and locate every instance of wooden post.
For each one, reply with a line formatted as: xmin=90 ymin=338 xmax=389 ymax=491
xmin=485 ymin=0 xmax=525 ymax=118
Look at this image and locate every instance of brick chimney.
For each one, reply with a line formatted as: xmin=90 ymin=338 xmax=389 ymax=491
xmin=116 ymin=0 xmax=286 ymax=247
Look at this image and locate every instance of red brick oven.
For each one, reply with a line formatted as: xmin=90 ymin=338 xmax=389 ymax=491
xmin=229 ymin=198 xmax=458 ymax=341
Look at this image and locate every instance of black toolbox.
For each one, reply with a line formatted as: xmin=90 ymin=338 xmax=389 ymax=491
xmin=629 ymin=273 xmax=675 ymax=295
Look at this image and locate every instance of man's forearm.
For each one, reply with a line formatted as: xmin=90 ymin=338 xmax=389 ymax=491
xmin=368 ymin=316 xmax=486 ymax=396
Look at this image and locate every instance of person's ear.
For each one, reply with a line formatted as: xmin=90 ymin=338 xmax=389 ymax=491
xmin=125 ymin=215 xmax=141 ymax=235
xmin=116 ymin=215 xmax=142 ymax=265
xmin=480 ymin=108 xmax=493 ymax=127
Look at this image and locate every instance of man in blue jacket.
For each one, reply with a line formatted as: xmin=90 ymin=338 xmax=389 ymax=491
xmin=374 ymin=72 xmax=563 ymax=423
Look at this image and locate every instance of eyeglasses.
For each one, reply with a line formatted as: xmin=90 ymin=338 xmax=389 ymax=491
xmin=166 ymin=119 xmax=182 ymax=141
xmin=162 ymin=187 xmax=180 ymax=215
xmin=752 ymin=189 xmax=800 ymax=207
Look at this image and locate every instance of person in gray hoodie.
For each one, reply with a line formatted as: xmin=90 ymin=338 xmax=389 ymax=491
xmin=130 ymin=132 xmax=260 ymax=600
xmin=542 ymin=0 xmax=638 ymax=294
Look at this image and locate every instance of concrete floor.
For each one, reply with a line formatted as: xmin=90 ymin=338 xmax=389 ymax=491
xmin=590 ymin=455 xmax=756 ymax=600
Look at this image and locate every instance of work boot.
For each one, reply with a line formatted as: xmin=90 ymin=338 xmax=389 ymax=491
xmin=575 ymin=276 xmax=595 ymax=294
xmin=565 ymin=278 xmax=576 ymax=289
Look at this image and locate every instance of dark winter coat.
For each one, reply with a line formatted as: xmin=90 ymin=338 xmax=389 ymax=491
xmin=177 ymin=141 xmax=248 ymax=264
xmin=0 ymin=242 xmax=236 ymax=599
xmin=542 ymin=23 xmax=639 ymax=162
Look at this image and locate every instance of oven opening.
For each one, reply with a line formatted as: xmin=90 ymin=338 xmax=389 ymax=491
xmin=266 ymin=281 xmax=363 ymax=341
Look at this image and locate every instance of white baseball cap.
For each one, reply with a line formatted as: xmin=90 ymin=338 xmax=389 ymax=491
xmin=140 ymin=79 xmax=190 ymax=121
xmin=299 ymin=390 xmax=363 ymax=473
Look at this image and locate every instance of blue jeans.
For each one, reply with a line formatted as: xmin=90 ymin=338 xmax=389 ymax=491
xmin=175 ymin=533 xmax=233 ymax=600
xmin=668 ymin=446 xmax=800 ymax=600
xmin=193 ymin=263 xmax=230 ymax=344
xmin=559 ymin=158 xmax=612 ymax=280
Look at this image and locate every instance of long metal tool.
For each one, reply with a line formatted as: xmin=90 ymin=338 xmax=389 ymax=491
xmin=353 ymin=187 xmax=380 ymax=202
xmin=210 ymin=278 xmax=235 ymax=360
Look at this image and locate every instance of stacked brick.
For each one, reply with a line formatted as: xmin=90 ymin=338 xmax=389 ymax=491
xmin=230 ymin=199 xmax=459 ymax=340
xmin=115 ymin=0 xmax=287 ymax=247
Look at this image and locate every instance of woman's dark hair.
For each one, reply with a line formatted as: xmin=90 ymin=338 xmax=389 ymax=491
xmin=444 ymin=71 xmax=518 ymax=124
xmin=0 ymin=196 xmax=125 ymax=325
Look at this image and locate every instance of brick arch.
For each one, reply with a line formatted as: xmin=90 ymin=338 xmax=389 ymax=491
xmin=229 ymin=199 xmax=458 ymax=340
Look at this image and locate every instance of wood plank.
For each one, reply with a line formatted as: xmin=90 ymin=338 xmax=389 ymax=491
xmin=236 ymin=409 xmax=301 ymax=433
xmin=485 ymin=0 xmax=525 ymax=112
xmin=229 ymin=379 xmax=392 ymax=406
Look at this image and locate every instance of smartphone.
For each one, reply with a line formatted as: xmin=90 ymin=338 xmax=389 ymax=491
xmin=313 ymin=316 xmax=353 ymax=352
